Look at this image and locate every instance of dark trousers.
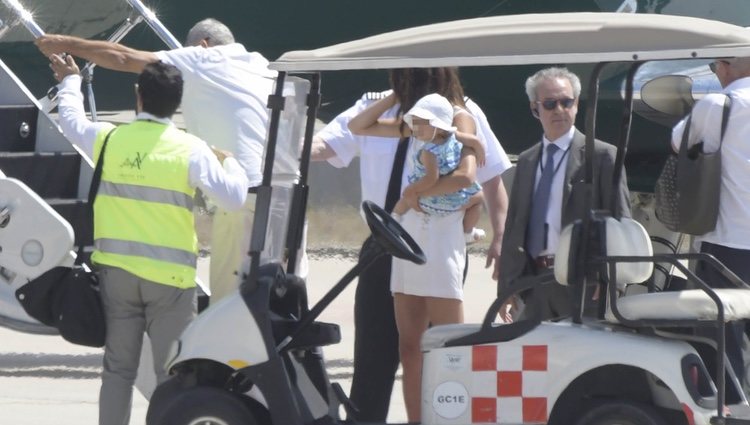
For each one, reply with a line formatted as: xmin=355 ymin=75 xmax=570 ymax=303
xmin=349 ymin=237 xmax=400 ymax=422
xmin=518 ymin=258 xmax=598 ymax=321
xmin=696 ymin=241 xmax=750 ymax=385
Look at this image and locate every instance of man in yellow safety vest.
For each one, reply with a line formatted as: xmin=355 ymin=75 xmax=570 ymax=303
xmin=49 ymin=54 xmax=249 ymax=425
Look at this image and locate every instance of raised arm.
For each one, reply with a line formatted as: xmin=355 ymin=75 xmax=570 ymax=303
xmin=36 ymin=35 xmax=158 ymax=74
xmin=348 ymin=93 xmax=406 ymax=138
xmin=52 ymin=54 xmax=114 ymax=158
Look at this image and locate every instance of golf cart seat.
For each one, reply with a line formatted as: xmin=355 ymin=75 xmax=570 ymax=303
xmin=606 ymin=289 xmax=750 ymax=322
xmin=554 ymin=216 xmax=750 ymax=323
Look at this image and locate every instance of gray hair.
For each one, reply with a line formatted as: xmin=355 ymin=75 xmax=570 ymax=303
xmin=524 ymin=67 xmax=582 ymax=101
xmin=727 ymin=57 xmax=750 ymax=75
xmin=185 ymin=18 xmax=235 ymax=47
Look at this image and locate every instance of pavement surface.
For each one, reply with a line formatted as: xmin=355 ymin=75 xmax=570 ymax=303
xmin=0 ymin=254 xmax=499 ymax=424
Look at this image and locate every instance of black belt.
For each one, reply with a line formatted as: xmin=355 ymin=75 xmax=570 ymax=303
xmin=248 ymin=186 xmax=260 ymax=194
xmin=534 ymin=255 xmax=555 ymax=269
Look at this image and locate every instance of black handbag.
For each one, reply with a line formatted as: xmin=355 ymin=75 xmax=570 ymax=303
xmin=654 ymin=95 xmax=731 ymax=235
xmin=16 ymin=264 xmax=105 ymax=347
xmin=15 ymin=128 xmax=117 ymax=347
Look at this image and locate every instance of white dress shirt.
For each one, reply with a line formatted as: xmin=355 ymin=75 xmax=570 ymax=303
xmin=56 ymin=74 xmax=249 ymax=210
xmin=672 ymin=76 xmax=750 ymax=249
xmin=156 ymin=44 xmax=277 ymax=187
xmin=316 ymin=91 xmax=512 ymax=216
xmin=535 ymin=126 xmax=575 ymax=256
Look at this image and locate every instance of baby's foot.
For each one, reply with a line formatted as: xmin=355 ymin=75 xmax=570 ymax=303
xmin=464 ymin=227 xmax=486 ymax=245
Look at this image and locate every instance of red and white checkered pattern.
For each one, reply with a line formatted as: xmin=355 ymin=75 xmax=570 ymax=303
xmin=470 ymin=344 xmax=548 ymax=423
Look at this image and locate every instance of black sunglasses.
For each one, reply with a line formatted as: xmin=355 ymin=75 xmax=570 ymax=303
xmin=536 ymin=98 xmax=576 ymax=111
xmin=709 ymin=60 xmax=730 ymax=74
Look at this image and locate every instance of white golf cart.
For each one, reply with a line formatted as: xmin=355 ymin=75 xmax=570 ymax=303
xmin=146 ymin=12 xmax=750 ymax=425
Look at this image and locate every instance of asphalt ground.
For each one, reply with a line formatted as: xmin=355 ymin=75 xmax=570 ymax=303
xmin=0 ymin=254 xmax=499 ymax=424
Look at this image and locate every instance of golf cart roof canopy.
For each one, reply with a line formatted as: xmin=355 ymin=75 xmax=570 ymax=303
xmin=271 ymin=12 xmax=750 ymax=72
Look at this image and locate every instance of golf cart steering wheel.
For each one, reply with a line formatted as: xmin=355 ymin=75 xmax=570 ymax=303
xmin=362 ymin=201 xmax=426 ymax=265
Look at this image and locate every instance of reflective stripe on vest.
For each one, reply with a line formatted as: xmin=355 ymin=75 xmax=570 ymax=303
xmin=95 ymin=238 xmax=197 ymax=268
xmin=91 ymin=121 xmax=200 ymax=288
xmin=98 ymin=181 xmax=194 ymax=212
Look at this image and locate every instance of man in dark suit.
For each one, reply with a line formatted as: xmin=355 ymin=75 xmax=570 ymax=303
xmin=498 ymin=67 xmax=631 ymax=320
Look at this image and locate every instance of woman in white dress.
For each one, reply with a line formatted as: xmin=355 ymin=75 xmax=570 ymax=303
xmin=348 ymin=68 xmax=481 ymax=423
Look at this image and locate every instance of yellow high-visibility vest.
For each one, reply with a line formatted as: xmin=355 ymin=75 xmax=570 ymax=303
xmin=91 ymin=121 xmax=200 ymax=288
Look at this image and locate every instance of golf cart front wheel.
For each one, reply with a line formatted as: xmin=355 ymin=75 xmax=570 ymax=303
xmin=155 ymin=386 xmax=263 ymax=425
xmin=575 ymin=401 xmax=668 ymax=425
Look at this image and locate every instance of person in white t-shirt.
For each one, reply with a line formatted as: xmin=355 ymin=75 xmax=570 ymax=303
xmin=36 ymin=19 xmax=290 ymax=304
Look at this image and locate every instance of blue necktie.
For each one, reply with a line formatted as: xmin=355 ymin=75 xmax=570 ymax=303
xmin=526 ymin=143 xmax=560 ymax=258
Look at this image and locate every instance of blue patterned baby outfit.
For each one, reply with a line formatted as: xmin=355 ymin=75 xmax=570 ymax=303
xmin=409 ymin=134 xmax=481 ymax=216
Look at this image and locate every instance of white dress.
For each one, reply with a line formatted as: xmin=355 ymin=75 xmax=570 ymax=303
xmin=390 ymin=209 xmax=466 ymax=300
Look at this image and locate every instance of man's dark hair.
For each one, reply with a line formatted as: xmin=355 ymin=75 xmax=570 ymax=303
xmin=137 ymin=61 xmax=183 ymax=118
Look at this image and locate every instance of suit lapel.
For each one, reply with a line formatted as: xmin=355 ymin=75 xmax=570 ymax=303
xmin=562 ymin=129 xmax=586 ymax=212
xmin=516 ymin=144 xmax=541 ymax=229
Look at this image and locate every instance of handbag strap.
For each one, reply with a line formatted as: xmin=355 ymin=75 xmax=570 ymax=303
xmin=679 ymin=94 xmax=732 ymax=156
xmin=88 ymin=127 xmax=118 ymax=207
xmin=75 ymin=127 xmax=117 ymax=264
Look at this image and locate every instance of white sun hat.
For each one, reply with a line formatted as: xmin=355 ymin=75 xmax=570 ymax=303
xmin=403 ymin=93 xmax=457 ymax=133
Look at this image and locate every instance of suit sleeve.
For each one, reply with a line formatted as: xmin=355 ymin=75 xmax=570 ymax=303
xmin=497 ymin=163 xmax=522 ymax=292
xmin=597 ymin=143 xmax=631 ymax=219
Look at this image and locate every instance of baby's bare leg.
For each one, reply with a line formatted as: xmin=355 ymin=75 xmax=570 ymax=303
xmin=462 ymin=192 xmax=485 ymax=234
xmin=393 ymin=198 xmax=409 ymax=216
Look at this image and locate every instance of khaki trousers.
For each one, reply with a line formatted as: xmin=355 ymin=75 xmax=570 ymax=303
xmin=209 ymin=195 xmax=256 ymax=304
xmin=209 ymin=194 xmax=308 ymax=304
xmin=97 ymin=266 xmax=196 ymax=425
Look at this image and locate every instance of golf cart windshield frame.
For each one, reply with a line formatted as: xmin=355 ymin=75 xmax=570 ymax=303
xmin=251 ymin=11 xmax=750 ymax=284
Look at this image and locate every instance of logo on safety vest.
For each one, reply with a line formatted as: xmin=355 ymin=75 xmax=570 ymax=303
xmin=121 ymin=152 xmax=148 ymax=170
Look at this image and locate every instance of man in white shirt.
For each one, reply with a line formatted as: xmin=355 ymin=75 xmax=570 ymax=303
xmin=311 ymin=69 xmax=512 ymax=421
xmin=672 ymin=57 xmax=750 ymax=386
xmin=37 ymin=18 xmax=277 ymax=304
xmin=50 ymin=54 xmax=248 ymax=425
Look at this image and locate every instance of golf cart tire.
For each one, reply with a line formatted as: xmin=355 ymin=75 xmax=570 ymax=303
xmin=151 ymin=386 xmax=261 ymax=425
xmin=575 ymin=401 xmax=668 ymax=425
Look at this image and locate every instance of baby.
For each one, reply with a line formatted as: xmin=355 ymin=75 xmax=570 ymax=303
xmin=349 ymin=92 xmax=485 ymax=242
